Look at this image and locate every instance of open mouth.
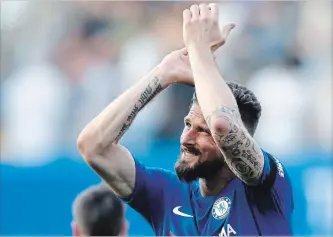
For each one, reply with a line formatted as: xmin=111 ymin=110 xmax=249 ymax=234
xmin=182 ymin=151 xmax=199 ymax=161
xmin=180 ymin=146 xmax=201 ymax=161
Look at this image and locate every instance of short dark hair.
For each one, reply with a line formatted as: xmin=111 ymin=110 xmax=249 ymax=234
xmin=72 ymin=183 xmax=124 ymax=236
xmin=190 ymin=82 xmax=261 ymax=136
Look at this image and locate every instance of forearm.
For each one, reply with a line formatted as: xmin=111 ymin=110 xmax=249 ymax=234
xmin=78 ymin=67 xmax=168 ymax=152
xmin=188 ymin=44 xmax=264 ymax=185
xmin=188 ymin=44 xmax=239 ymax=129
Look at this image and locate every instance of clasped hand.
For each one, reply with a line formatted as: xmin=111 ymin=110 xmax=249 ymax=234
xmin=158 ymin=3 xmax=235 ymax=87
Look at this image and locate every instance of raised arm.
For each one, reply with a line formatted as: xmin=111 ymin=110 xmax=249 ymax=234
xmin=77 ymin=46 xmax=201 ymax=199
xmin=77 ymin=67 xmax=167 ymax=198
xmin=183 ymin=3 xmax=264 ymax=185
xmin=78 ymin=21 xmax=233 ymax=198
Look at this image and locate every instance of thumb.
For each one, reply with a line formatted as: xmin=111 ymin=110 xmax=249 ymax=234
xmin=221 ymin=23 xmax=236 ymax=40
xmin=212 ymin=23 xmax=236 ymax=51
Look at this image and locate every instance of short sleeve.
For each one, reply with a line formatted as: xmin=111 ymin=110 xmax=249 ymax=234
xmin=260 ymin=150 xmax=291 ymax=190
xmin=246 ymin=150 xmax=294 ymax=217
xmin=120 ymin=159 xmax=170 ymax=228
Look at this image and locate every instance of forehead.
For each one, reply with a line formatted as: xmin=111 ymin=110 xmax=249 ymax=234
xmin=185 ymin=104 xmax=205 ymax=123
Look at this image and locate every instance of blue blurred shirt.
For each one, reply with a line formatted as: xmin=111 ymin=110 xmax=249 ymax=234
xmin=123 ymin=150 xmax=294 ymax=236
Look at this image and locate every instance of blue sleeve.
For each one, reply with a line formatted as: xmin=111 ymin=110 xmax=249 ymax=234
xmin=246 ymin=150 xmax=294 ymax=217
xmin=121 ymin=159 xmax=170 ymax=228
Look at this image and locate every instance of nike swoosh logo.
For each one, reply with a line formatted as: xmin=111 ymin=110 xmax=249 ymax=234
xmin=172 ymin=206 xmax=193 ymax=218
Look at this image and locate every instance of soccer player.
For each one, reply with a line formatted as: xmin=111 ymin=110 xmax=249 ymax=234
xmin=77 ymin=3 xmax=294 ymax=236
xmin=71 ymin=183 xmax=128 ymax=236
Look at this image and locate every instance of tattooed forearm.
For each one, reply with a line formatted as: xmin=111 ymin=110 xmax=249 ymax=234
xmin=126 ymin=104 xmax=140 ymax=122
xmin=139 ymin=77 xmax=163 ymax=107
xmin=205 ymin=105 xmax=264 ymax=185
xmin=206 ymin=106 xmax=243 ymax=129
xmin=115 ymin=77 xmax=163 ymax=142
xmin=221 ymin=130 xmax=263 ymax=185
xmin=115 ymin=123 xmax=131 ymax=142
xmin=229 ymin=158 xmax=260 ymax=185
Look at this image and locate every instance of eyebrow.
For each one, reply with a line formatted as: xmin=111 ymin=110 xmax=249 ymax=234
xmin=184 ymin=117 xmax=211 ymax=134
xmin=200 ymin=126 xmax=211 ymax=134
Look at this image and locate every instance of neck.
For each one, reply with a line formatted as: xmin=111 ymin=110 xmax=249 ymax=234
xmin=199 ymin=165 xmax=235 ymax=197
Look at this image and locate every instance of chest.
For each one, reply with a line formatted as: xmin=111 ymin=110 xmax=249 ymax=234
xmin=163 ymin=184 xmax=245 ymax=236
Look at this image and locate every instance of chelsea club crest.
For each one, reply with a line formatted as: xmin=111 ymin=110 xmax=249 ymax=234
xmin=212 ymin=197 xmax=232 ymax=220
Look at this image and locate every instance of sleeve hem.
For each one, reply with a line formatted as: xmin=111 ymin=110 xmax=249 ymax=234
xmin=119 ymin=158 xmax=145 ymax=204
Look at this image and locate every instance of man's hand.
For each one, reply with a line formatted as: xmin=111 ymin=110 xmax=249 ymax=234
xmin=183 ymin=3 xmax=235 ymax=51
xmin=159 ymin=48 xmax=194 ymax=87
xmin=159 ymin=48 xmax=219 ymax=87
xmin=159 ymin=3 xmax=235 ymax=87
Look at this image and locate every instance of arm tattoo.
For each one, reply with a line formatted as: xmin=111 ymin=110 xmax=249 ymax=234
xmin=138 ymin=77 xmax=163 ymax=106
xmin=205 ymin=106 xmax=264 ymax=185
xmin=115 ymin=77 xmax=163 ymax=142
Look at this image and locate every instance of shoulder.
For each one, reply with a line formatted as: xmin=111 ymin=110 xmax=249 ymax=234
xmin=255 ymin=150 xmax=294 ymax=205
xmin=242 ymin=150 xmax=294 ymax=215
xmin=261 ymin=150 xmax=290 ymax=183
xmin=246 ymin=149 xmax=293 ymax=197
xmin=134 ymin=158 xmax=182 ymax=188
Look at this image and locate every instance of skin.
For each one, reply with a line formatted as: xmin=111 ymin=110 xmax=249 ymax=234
xmin=177 ymin=102 xmax=235 ymax=196
xmin=77 ymin=3 xmax=264 ymax=201
xmin=183 ymin=3 xmax=265 ymax=192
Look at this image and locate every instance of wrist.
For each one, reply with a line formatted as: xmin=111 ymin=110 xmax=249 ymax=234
xmin=187 ymin=42 xmax=211 ymax=55
xmin=153 ymin=65 xmax=173 ymax=88
xmin=187 ymin=43 xmax=215 ymax=68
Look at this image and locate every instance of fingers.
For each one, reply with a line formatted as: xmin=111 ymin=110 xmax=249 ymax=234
xmin=183 ymin=3 xmax=235 ymax=50
xmin=186 ymin=3 xmax=218 ymax=20
xmin=190 ymin=5 xmax=199 ymax=19
xmin=199 ymin=4 xmax=209 ymax=18
xmin=209 ymin=3 xmax=219 ymax=19
xmin=183 ymin=9 xmax=191 ymax=24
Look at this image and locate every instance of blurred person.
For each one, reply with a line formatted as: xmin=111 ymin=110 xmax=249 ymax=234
xmin=59 ymin=18 xmax=123 ymax=150
xmin=78 ymin=4 xmax=293 ymax=236
xmin=1 ymin=15 xmax=120 ymax=165
xmin=296 ymin=1 xmax=332 ymax=152
xmin=227 ymin=2 xmax=299 ymax=83
xmin=0 ymin=3 xmax=76 ymax=165
xmin=71 ymin=183 xmax=128 ymax=236
xmin=0 ymin=62 xmax=70 ymax=165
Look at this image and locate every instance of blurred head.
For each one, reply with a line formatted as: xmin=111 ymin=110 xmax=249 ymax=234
xmin=71 ymin=183 xmax=128 ymax=236
xmin=175 ymin=82 xmax=261 ymax=183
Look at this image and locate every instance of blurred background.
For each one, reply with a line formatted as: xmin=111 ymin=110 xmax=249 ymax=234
xmin=0 ymin=1 xmax=332 ymax=236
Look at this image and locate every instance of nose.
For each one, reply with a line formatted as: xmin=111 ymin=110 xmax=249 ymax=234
xmin=181 ymin=127 xmax=197 ymax=146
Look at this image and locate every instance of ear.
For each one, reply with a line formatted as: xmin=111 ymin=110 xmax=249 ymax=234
xmin=71 ymin=221 xmax=81 ymax=236
xmin=119 ymin=219 xmax=129 ymax=236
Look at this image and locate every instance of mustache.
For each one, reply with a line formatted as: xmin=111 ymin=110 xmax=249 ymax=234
xmin=181 ymin=145 xmax=201 ymax=156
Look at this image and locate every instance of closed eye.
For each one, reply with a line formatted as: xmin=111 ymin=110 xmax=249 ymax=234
xmin=198 ymin=127 xmax=211 ymax=135
xmin=184 ymin=121 xmax=191 ymax=128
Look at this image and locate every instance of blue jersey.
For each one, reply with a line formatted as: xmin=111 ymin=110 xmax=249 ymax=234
xmin=123 ymin=150 xmax=294 ymax=236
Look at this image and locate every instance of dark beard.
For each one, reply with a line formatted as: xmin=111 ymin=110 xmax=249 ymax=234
xmin=174 ymin=154 xmax=225 ymax=183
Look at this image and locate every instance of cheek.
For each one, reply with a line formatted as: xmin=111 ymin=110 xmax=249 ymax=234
xmin=207 ymin=135 xmax=218 ymax=147
xmin=198 ymin=136 xmax=221 ymax=159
